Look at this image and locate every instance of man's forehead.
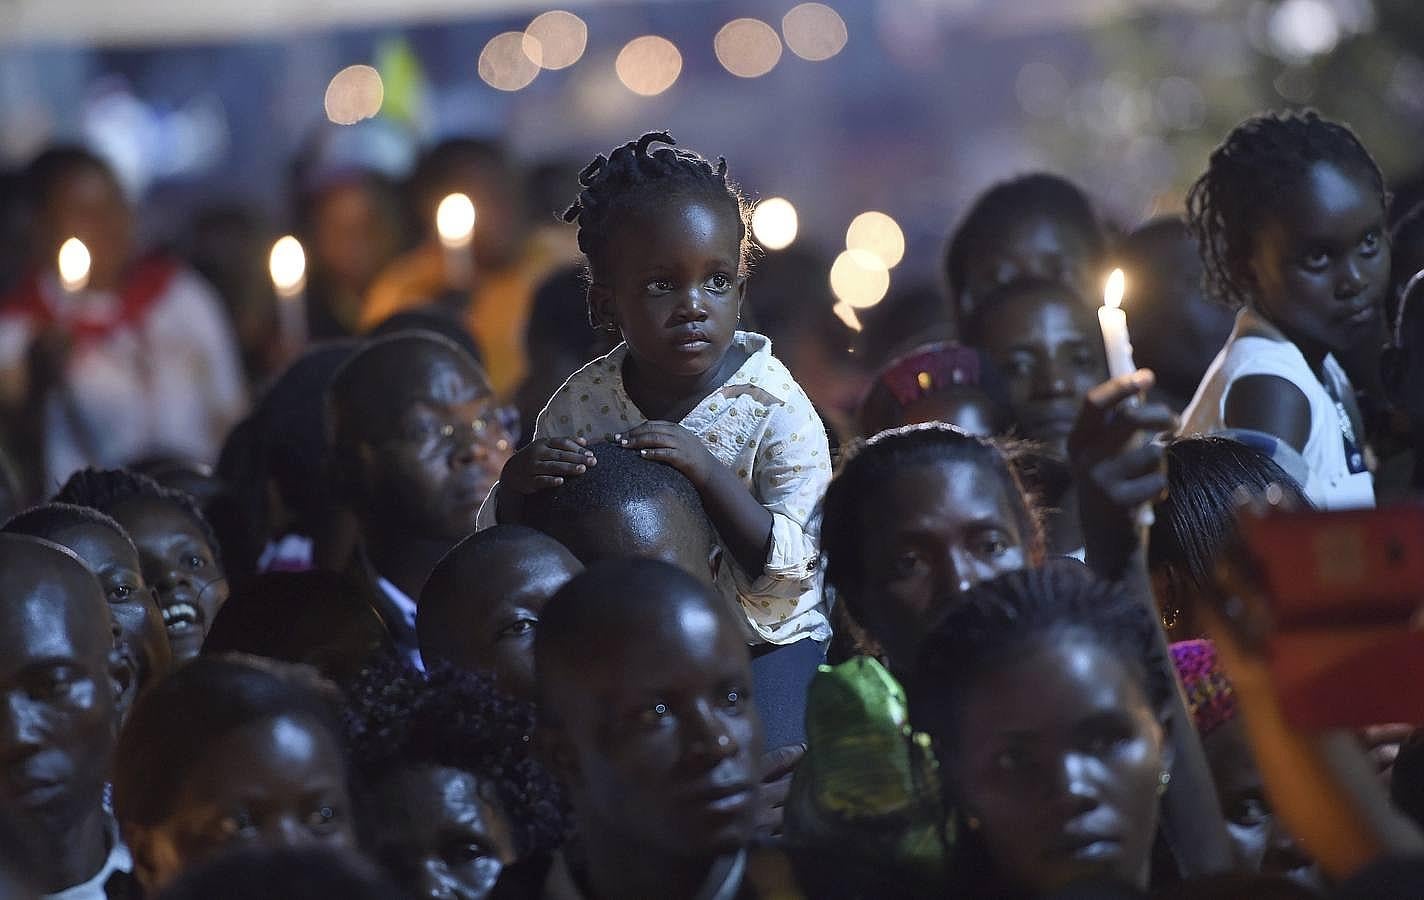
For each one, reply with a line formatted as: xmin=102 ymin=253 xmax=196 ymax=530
xmin=0 ymin=588 xmax=102 ymax=667
xmin=364 ymin=350 xmax=487 ymax=413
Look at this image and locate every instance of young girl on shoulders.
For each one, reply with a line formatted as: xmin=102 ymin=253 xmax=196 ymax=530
xmin=1182 ymin=110 xmax=1388 ymax=509
xmin=484 ymin=132 xmax=831 ymax=680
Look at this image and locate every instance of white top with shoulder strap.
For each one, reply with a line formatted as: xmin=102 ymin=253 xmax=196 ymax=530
xmin=1180 ymin=307 xmax=1375 ymax=510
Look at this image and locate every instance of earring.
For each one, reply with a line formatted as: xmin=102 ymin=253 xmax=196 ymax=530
xmin=965 ymin=815 xmax=981 ymax=831
xmin=1161 ymin=605 xmax=1180 ymax=630
xmin=1157 ymin=770 xmax=1172 ymax=795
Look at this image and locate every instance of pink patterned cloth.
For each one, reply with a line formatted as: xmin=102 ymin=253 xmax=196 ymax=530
xmin=1170 ymin=639 xmax=1238 ymax=737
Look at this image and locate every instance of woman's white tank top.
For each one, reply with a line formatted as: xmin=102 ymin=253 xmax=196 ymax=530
xmin=1179 ymin=308 xmax=1375 ymax=510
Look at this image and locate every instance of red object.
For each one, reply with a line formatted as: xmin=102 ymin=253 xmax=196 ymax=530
xmin=0 ymin=254 xmax=179 ymax=345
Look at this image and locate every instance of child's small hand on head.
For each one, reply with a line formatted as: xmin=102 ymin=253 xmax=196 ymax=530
xmin=501 ymin=437 xmax=596 ymax=495
xmin=614 ymin=422 xmax=718 ymax=488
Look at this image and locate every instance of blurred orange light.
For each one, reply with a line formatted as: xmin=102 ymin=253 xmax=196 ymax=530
xmin=616 ymin=36 xmax=683 ymax=96
xmin=782 ymin=3 xmax=848 ymax=62
xmin=715 ymin=18 xmax=783 ymax=78
xmin=324 ymin=64 xmax=384 ymax=125
xmin=480 ymin=31 xmax=541 ymax=91
xmin=525 ymin=10 xmax=588 ymax=70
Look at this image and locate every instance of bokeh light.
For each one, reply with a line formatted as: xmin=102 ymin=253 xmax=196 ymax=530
xmin=782 ymin=3 xmax=848 ymax=62
xmin=845 ymin=211 xmax=905 ymax=269
xmin=715 ymin=18 xmax=783 ymax=79
xmin=525 ymin=10 xmax=587 ymax=71
xmin=436 ymin=193 xmax=477 ymax=247
xmin=57 ymin=237 xmax=91 ymax=292
xmin=751 ymin=197 xmax=798 ymax=250
xmin=268 ymin=236 xmax=306 ymax=297
xmin=832 ymin=301 xmax=863 ymax=332
xmin=1267 ymin=0 xmax=1340 ymax=62
xmin=479 ymin=31 xmax=542 ymax=91
xmin=323 ymin=64 xmax=384 ymax=125
xmin=616 ymin=36 xmax=683 ymax=96
xmin=830 ymin=249 xmax=890 ymax=309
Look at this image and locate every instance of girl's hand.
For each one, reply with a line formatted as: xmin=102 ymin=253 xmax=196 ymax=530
xmin=615 ymin=421 xmax=718 ymax=488
xmin=1068 ymin=369 xmax=1178 ymax=575
xmin=500 ymin=437 xmax=595 ymax=495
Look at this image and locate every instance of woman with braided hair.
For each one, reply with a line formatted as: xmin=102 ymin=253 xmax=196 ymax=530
xmin=1181 ymin=110 xmax=1388 ymax=510
xmin=480 ymin=132 xmax=832 ymax=747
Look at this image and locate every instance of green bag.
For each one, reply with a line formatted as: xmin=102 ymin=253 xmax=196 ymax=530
xmin=784 ymin=656 xmax=953 ymax=891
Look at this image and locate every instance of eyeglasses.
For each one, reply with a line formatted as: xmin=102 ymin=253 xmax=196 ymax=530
xmin=393 ymin=406 xmax=520 ymax=458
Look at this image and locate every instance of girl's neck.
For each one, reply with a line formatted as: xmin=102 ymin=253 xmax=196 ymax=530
xmin=623 ymin=343 xmax=747 ymax=423
xmin=1251 ymin=303 xmax=1329 ymax=377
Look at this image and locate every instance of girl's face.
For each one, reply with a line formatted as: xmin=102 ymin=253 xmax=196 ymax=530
xmin=133 ymin=713 xmax=354 ymax=890
xmin=1251 ymin=160 xmax=1389 ymax=358
xmin=853 ymin=459 xmax=1028 ymax=669
xmin=591 ymin=199 xmax=745 ymax=383
xmin=961 ymin=213 xmax=1097 ymax=319
xmin=54 ymin=522 xmax=171 ymax=697
xmin=951 ymin=635 xmax=1167 ymax=895
xmin=367 ymin=766 xmax=518 ymax=900
xmin=976 ymin=285 xmax=1108 ymax=456
xmin=112 ymin=498 xmax=228 ymax=663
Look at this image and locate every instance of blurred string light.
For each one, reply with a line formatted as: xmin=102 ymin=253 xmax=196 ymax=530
xmin=480 ymin=31 xmax=542 ymax=91
xmin=751 ymin=198 xmax=798 ymax=250
xmin=845 ymin=211 xmax=904 ymax=269
xmin=830 ymin=249 xmax=889 ymax=310
xmin=57 ymin=238 xmax=91 ymax=293
xmin=525 ymin=10 xmax=588 ymax=70
xmin=324 ymin=64 xmax=384 ymax=125
xmin=715 ymin=18 xmax=783 ymax=78
xmin=616 ymin=36 xmax=682 ymax=96
xmin=782 ymin=3 xmax=848 ymax=62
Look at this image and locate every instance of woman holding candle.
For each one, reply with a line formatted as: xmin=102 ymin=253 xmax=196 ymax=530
xmin=0 ymin=146 xmax=247 ymax=491
xmin=1181 ymin=110 xmax=1385 ymax=510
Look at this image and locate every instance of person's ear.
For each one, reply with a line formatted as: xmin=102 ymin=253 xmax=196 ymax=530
xmin=733 ymin=275 xmax=747 ymax=320
xmin=707 ymin=543 xmax=724 ymax=584
xmin=588 ymin=282 xmax=617 ymax=333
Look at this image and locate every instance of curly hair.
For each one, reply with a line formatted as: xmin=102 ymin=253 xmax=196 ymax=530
xmin=52 ymin=467 xmax=221 ymax=563
xmin=2 ymin=501 xmax=137 ymax=558
xmin=908 ymin=558 xmax=1172 ymax=755
xmin=1186 ymin=109 xmax=1387 ymax=309
xmin=943 ymin=172 xmax=1104 ymax=324
xmin=341 ymin=658 xmax=566 ymax=855
xmin=817 ymin=423 xmax=1045 ymax=612
xmin=562 ymin=131 xmax=752 ymax=280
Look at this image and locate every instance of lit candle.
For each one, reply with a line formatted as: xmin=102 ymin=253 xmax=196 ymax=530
xmin=1098 ymin=267 xmax=1154 ymax=529
xmin=1097 ymin=268 xmax=1136 ymax=380
xmin=269 ymin=235 xmax=308 ymax=352
xmin=436 ymin=192 xmax=476 ymax=291
xmin=57 ymin=237 xmax=91 ymax=294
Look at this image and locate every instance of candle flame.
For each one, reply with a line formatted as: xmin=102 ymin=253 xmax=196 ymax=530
xmin=832 ymin=301 xmax=863 ymax=332
xmin=436 ymin=193 xmax=477 ymax=247
xmin=57 ymin=237 xmax=91 ymax=292
xmin=269 ymin=235 xmax=306 ymax=297
xmin=1104 ymin=268 xmax=1125 ymax=310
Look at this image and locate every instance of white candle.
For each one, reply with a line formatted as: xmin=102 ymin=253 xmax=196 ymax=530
xmin=1097 ymin=268 xmax=1136 ymax=380
xmin=436 ymin=192 xmax=476 ymax=291
xmin=269 ymin=235 xmax=308 ymax=351
xmin=57 ymin=237 xmax=91 ymax=294
xmin=1098 ymin=267 xmax=1154 ymax=529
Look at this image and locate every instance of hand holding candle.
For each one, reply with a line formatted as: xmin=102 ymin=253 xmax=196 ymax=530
xmin=436 ymin=192 xmax=476 ymax=291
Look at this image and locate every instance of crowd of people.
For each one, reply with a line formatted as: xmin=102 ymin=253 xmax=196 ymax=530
xmin=2 ymin=105 xmax=1424 ymax=899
